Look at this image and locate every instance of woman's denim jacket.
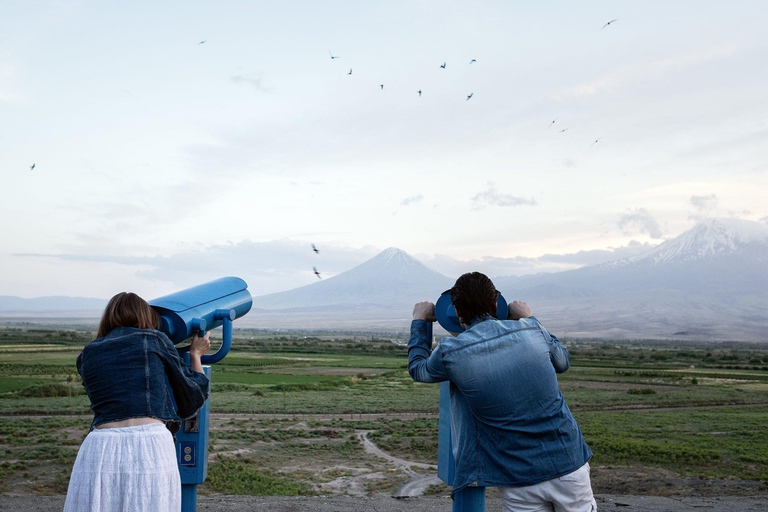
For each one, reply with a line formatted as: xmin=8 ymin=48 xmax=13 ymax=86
xmin=76 ymin=327 xmax=210 ymax=432
xmin=408 ymin=315 xmax=592 ymax=493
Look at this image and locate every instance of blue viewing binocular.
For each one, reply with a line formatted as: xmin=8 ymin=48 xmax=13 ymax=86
xmin=434 ymin=290 xmax=508 ymax=335
xmin=149 ymin=277 xmax=252 ymax=364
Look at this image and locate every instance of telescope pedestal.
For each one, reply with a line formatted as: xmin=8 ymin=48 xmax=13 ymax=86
xmin=433 ymin=323 xmax=487 ymax=512
xmin=181 ymin=484 xmax=198 ymax=512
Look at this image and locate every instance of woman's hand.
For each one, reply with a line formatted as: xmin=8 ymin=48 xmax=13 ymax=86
xmin=189 ymin=332 xmax=211 ymax=359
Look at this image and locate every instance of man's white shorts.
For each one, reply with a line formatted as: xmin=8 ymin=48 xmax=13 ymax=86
xmin=498 ymin=462 xmax=597 ymax=512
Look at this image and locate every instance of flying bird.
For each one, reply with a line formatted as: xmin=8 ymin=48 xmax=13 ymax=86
xmin=602 ymin=19 xmax=618 ymax=29
xmin=312 ymin=243 xmax=319 ymax=254
xmin=559 ymin=128 xmax=569 ymax=133
xmin=347 ymin=68 xmax=352 ymax=75
xmin=548 ymin=117 xmax=559 ymax=128
xmin=440 ymin=62 xmax=446 ymax=69
xmin=469 ymin=59 xmax=476 ymax=64
xmin=418 ymin=90 xmax=422 ymax=97
xmin=380 ymin=84 xmax=384 ymax=89
xmin=198 ymin=40 xmax=206 ymax=45
xmin=591 ymin=137 xmax=603 ymax=146
xmin=313 ymin=266 xmax=322 ymax=279
xmin=328 ymin=50 xmax=339 ymax=59
xmin=466 ymin=92 xmax=473 ymax=100
xmin=30 ymin=163 xmax=35 ymax=171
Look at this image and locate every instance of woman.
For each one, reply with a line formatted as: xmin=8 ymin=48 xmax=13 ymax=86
xmin=64 ymin=292 xmax=210 ymax=512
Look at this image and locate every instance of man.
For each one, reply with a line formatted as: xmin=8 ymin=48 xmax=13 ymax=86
xmin=408 ymin=272 xmax=596 ymax=512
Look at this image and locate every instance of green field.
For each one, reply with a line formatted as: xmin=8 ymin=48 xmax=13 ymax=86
xmin=1 ymin=326 xmax=767 ymax=497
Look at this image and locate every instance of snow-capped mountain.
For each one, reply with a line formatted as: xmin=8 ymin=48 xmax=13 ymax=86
xmin=491 ymin=218 xmax=768 ymax=340
xmin=250 ymin=247 xmax=453 ymax=311
xmin=620 ymin=218 xmax=768 ymax=266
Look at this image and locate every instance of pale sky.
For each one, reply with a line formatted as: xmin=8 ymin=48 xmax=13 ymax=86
xmin=2 ymin=0 xmax=767 ymax=299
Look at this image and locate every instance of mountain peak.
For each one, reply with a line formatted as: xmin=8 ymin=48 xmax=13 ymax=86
xmin=251 ymin=247 xmax=452 ymax=310
xmin=629 ymin=217 xmax=768 ymax=265
xmin=370 ymin=247 xmax=421 ymax=269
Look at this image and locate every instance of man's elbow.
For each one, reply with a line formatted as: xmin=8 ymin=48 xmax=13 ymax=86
xmin=555 ymin=357 xmax=571 ymax=373
xmin=408 ymin=363 xmax=435 ymax=383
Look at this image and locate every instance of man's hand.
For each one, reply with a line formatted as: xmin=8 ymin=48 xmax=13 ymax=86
xmin=190 ymin=332 xmax=211 ymax=358
xmin=508 ymin=300 xmax=532 ymax=320
xmin=413 ymin=301 xmax=437 ymax=322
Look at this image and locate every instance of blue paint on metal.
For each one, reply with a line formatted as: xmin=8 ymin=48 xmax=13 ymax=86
xmin=149 ymin=277 xmax=252 ymax=344
xmin=202 ymin=315 xmax=233 ymax=365
xmin=150 ymin=277 xmax=252 ymax=512
xmin=176 ymin=366 xmax=211 ymax=484
xmin=454 ymin=485 xmax=486 ymax=511
xmin=176 ymin=365 xmax=211 ymax=512
xmin=435 ymin=291 xmax=508 ymax=335
xmin=437 ymin=380 xmax=454 ymax=484
xmin=181 ymin=483 xmax=198 ymax=512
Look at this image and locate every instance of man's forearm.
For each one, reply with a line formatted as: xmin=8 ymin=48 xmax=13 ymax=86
xmin=407 ymin=320 xmax=446 ymax=383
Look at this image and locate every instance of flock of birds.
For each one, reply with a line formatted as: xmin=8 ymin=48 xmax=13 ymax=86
xmin=28 ymin=17 xmax=620 ymax=274
xmin=328 ymin=49 xmax=480 ymax=101
xmin=311 ymin=244 xmax=322 ymax=279
xmin=303 ymin=19 xmax=619 ymax=278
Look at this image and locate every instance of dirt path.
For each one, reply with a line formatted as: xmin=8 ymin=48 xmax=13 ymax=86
xmin=394 ymin=474 xmax=443 ymax=497
xmin=355 ymin=431 xmax=441 ymax=497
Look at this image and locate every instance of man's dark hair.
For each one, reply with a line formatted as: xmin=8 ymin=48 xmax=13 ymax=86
xmin=450 ymin=272 xmax=499 ymax=324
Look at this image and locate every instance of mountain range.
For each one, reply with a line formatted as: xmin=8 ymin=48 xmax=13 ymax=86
xmin=3 ymin=218 xmax=767 ymax=340
xmin=251 ymin=218 xmax=768 ymax=340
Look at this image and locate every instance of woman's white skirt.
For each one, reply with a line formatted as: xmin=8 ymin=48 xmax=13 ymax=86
xmin=63 ymin=423 xmax=181 ymax=512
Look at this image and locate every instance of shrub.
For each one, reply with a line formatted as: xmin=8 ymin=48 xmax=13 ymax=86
xmin=627 ymin=388 xmax=657 ymax=395
xmin=18 ymin=384 xmax=85 ymax=398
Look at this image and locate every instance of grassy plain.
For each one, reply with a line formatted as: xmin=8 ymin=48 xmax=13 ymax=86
xmin=1 ymin=326 xmax=767 ymax=497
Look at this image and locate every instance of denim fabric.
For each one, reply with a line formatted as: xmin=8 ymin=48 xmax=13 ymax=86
xmin=76 ymin=327 xmax=210 ymax=431
xmin=408 ymin=316 xmax=592 ymax=493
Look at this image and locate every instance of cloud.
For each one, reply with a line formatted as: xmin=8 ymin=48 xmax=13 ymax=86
xmin=554 ymin=43 xmax=739 ymax=101
xmin=400 ymin=194 xmax=423 ymax=207
xmin=688 ymin=194 xmax=718 ymax=220
xmin=539 ymin=240 xmax=655 ymax=266
xmin=689 ymin=194 xmax=718 ymax=211
xmin=470 ymin=183 xmax=537 ymax=211
xmin=230 ymin=73 xmax=268 ymax=92
xmin=16 ymin=240 xmax=378 ymax=296
xmin=419 ymin=240 xmax=656 ymax=278
xmin=617 ymin=208 xmax=664 ymax=239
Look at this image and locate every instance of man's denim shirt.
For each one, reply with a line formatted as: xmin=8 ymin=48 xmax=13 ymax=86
xmin=408 ymin=315 xmax=592 ymax=493
xmin=77 ymin=327 xmax=210 ymax=431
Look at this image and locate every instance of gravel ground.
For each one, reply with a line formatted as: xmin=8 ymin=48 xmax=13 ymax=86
xmin=2 ymin=494 xmax=768 ymax=511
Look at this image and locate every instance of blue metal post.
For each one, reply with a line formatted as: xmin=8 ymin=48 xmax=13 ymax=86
xmin=432 ymin=318 xmax=487 ymax=512
xmin=181 ymin=484 xmax=197 ymax=512
xmin=454 ymin=486 xmax=486 ymax=510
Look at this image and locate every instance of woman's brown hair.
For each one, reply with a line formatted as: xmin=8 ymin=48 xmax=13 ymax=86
xmin=96 ymin=292 xmax=159 ymax=338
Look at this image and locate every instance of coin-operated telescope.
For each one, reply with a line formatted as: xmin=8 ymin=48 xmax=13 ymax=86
xmin=149 ymin=277 xmax=252 ymax=512
xmin=432 ymin=290 xmax=508 ymax=512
